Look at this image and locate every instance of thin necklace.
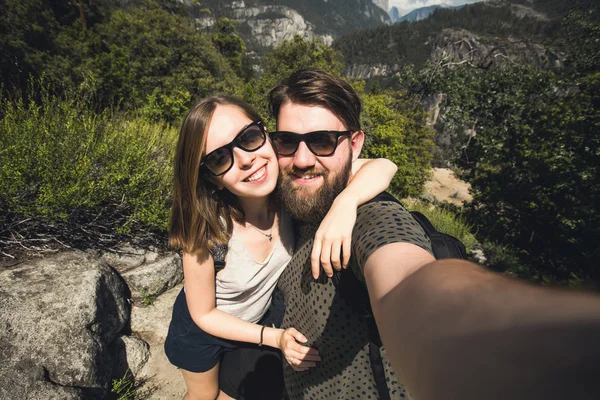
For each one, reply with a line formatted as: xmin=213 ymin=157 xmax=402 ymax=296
xmin=247 ymin=214 xmax=274 ymax=242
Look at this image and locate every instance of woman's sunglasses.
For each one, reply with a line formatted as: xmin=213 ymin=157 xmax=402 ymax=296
xmin=269 ymin=130 xmax=351 ymax=157
xmin=200 ymin=120 xmax=266 ymax=176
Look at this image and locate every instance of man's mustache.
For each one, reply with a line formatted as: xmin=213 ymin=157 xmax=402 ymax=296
xmin=282 ymin=166 xmax=327 ymax=178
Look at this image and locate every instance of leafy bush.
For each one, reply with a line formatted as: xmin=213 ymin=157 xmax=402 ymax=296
xmin=0 ymin=83 xmax=176 ymax=232
xmin=480 ymin=241 xmax=525 ymax=274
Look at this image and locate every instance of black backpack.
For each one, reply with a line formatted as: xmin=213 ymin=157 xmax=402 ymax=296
xmin=331 ymin=192 xmax=467 ymax=399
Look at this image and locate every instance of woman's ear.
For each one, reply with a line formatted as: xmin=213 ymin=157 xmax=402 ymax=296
xmin=205 ymin=176 xmax=224 ymax=192
xmin=210 ymin=178 xmax=224 ymax=191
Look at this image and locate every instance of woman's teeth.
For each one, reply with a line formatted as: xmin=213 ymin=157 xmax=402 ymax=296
xmin=245 ymin=166 xmax=266 ymax=182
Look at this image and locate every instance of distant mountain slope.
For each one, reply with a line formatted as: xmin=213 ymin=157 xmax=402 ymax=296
xmin=392 ymin=4 xmax=461 ymax=23
xmin=178 ymin=0 xmax=389 ymax=52
xmin=198 ymin=0 xmax=389 ymax=36
xmin=335 ymin=0 xmax=567 ymax=78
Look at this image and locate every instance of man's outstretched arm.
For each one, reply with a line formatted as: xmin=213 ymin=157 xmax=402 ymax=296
xmin=365 ymin=253 xmax=600 ymax=400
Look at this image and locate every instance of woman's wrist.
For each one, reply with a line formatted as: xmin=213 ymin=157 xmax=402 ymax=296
xmin=261 ymin=326 xmax=283 ymax=349
xmin=334 ymin=191 xmax=360 ymax=208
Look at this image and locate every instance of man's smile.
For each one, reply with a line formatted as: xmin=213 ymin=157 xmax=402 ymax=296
xmin=288 ymin=170 xmax=325 ymax=187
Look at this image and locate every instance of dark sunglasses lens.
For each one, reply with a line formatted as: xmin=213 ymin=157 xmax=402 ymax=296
xmin=307 ymin=132 xmax=338 ymax=155
xmin=238 ymin=124 xmax=265 ymax=151
xmin=272 ymin=133 xmax=300 ymax=156
xmin=204 ymin=148 xmax=232 ymax=175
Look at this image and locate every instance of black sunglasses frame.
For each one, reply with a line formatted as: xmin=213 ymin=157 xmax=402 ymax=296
xmin=269 ymin=130 xmax=352 ymax=157
xmin=200 ymin=120 xmax=266 ymax=176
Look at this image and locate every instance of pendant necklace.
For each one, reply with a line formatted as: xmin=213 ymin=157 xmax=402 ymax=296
xmin=248 ymin=215 xmax=274 ymax=242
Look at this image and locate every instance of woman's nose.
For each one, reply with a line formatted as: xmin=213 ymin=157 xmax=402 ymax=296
xmin=233 ymin=147 xmax=256 ymax=170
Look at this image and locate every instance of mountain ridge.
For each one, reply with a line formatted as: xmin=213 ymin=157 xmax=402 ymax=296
xmin=186 ymin=0 xmax=390 ymax=51
xmin=390 ymin=4 xmax=462 ymax=23
xmin=335 ymin=0 xmax=564 ymax=78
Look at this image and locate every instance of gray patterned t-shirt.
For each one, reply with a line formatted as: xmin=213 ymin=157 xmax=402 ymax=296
xmin=277 ymin=200 xmax=432 ymax=400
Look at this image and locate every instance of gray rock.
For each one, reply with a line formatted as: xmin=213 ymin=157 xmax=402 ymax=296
xmin=0 ymin=251 xmax=129 ymax=399
xmin=101 ymin=245 xmax=146 ymax=270
xmin=122 ymin=254 xmax=183 ymax=299
xmin=111 ymin=335 xmax=150 ymax=378
xmin=131 ymin=284 xmax=182 ymax=340
xmin=0 ymin=361 xmax=86 ymax=400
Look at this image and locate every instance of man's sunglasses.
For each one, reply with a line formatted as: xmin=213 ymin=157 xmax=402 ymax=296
xmin=200 ymin=120 xmax=266 ymax=176
xmin=269 ymin=130 xmax=351 ymax=157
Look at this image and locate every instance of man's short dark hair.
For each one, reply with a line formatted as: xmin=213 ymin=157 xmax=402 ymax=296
xmin=268 ymin=68 xmax=362 ymax=132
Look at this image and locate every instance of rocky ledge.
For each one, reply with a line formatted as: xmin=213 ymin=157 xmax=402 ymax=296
xmin=0 ymin=247 xmax=183 ymax=399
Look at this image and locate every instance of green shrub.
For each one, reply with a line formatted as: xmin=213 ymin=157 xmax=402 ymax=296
xmin=0 ymin=84 xmax=176 ymax=231
xmin=406 ymin=201 xmax=478 ymax=253
xmin=480 ymin=240 xmax=524 ymax=274
xmin=111 ymin=369 xmax=140 ymax=400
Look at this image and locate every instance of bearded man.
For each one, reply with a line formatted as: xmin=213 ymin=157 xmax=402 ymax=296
xmin=267 ymin=68 xmax=435 ymax=399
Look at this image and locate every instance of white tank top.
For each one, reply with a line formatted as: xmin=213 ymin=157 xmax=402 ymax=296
xmin=214 ymin=209 xmax=293 ymax=323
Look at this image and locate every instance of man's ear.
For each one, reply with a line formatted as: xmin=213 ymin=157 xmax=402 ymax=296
xmin=350 ymin=130 xmax=365 ymax=162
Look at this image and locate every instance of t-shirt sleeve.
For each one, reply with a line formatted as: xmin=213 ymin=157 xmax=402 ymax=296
xmin=351 ymin=200 xmax=433 ymax=280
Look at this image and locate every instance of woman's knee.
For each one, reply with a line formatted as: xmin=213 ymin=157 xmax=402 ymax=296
xmin=181 ymin=365 xmax=220 ymax=400
xmin=184 ymin=389 xmax=219 ymax=400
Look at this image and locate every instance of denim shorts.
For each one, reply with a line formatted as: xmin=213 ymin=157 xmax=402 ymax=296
xmin=164 ymin=287 xmax=238 ymax=373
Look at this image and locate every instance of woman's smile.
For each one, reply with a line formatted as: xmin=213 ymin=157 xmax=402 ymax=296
xmin=243 ymin=164 xmax=268 ymax=184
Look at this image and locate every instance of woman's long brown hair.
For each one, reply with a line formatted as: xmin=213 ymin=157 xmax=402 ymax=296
xmin=169 ymin=95 xmax=263 ymax=255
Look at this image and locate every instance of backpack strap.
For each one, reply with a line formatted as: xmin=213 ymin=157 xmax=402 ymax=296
xmin=369 ymin=342 xmax=391 ymax=400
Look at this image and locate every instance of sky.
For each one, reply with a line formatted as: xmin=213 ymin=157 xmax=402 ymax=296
xmin=388 ymin=0 xmax=485 ymax=16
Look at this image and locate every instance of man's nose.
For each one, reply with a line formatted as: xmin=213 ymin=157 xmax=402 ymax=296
xmin=233 ymin=147 xmax=256 ymax=170
xmin=292 ymin=141 xmax=317 ymax=170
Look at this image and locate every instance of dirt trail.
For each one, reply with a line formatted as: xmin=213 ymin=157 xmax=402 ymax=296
xmin=423 ymin=168 xmax=472 ymax=205
xmin=132 ymin=284 xmax=186 ymax=399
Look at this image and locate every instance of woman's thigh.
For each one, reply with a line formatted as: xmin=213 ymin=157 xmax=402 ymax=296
xmin=181 ymin=363 xmax=221 ymax=400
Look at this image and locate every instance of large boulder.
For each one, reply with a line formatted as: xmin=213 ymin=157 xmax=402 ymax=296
xmin=121 ymin=254 xmax=183 ymax=301
xmin=0 ymin=251 xmax=130 ymax=399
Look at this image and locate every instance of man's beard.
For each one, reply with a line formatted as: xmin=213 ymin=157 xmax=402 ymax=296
xmin=277 ymin=156 xmax=352 ymax=223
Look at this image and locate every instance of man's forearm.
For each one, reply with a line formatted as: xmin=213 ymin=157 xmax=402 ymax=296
xmin=372 ymin=259 xmax=600 ymax=400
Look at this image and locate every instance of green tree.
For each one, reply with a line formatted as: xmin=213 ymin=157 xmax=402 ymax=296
xmin=0 ymin=0 xmax=59 ymax=93
xmin=64 ymin=3 xmax=242 ymax=122
xmin=251 ymin=35 xmax=344 ymax=122
xmin=211 ymin=17 xmax=247 ymax=76
xmin=361 ymin=89 xmax=434 ymax=197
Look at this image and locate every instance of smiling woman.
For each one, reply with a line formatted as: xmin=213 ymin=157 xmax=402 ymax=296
xmin=163 ymin=94 xmax=398 ymax=400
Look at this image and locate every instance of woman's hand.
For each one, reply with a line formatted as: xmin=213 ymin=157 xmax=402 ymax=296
xmin=276 ymin=328 xmax=321 ymax=372
xmin=311 ymin=192 xmax=358 ymax=279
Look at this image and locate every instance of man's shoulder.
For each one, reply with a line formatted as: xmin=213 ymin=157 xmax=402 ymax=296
xmin=355 ymin=192 xmax=413 ymax=231
xmin=357 ymin=192 xmax=408 ymax=215
xmin=352 ymin=193 xmax=433 ymax=269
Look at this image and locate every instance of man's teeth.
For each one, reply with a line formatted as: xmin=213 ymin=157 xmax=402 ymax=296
xmin=245 ymin=166 xmax=266 ymax=182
